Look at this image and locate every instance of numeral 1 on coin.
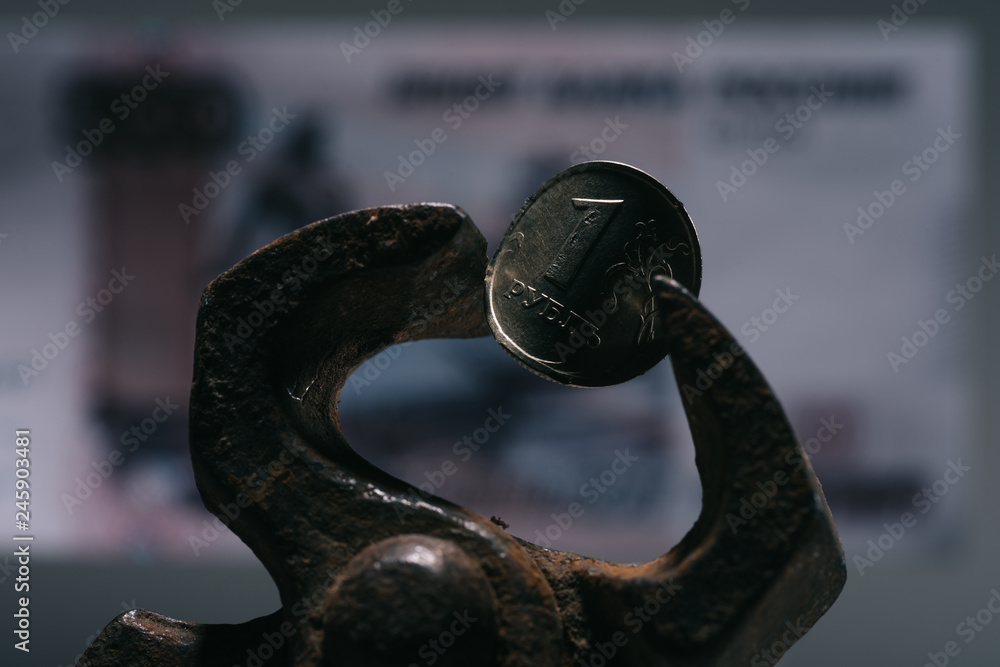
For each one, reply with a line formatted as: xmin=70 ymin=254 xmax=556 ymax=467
xmin=544 ymin=198 xmax=623 ymax=289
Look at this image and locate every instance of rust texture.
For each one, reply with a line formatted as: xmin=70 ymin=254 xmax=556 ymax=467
xmin=80 ymin=203 xmax=845 ymax=666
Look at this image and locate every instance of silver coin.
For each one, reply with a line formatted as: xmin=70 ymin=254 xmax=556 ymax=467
xmin=485 ymin=161 xmax=701 ymax=387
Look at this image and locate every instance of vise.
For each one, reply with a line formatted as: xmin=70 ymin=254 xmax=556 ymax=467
xmin=81 ymin=203 xmax=845 ymax=666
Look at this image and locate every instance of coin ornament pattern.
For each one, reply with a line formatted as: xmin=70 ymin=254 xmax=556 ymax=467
xmin=605 ymin=219 xmax=696 ymax=347
xmin=485 ymin=161 xmax=702 ymax=387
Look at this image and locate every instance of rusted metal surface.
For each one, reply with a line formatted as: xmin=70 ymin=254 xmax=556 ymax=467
xmin=80 ymin=203 xmax=845 ymax=666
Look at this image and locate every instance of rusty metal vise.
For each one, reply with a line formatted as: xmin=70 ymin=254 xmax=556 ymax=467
xmin=81 ymin=203 xmax=845 ymax=666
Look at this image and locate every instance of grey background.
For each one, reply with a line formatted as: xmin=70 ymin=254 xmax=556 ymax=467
xmin=3 ymin=0 xmax=998 ymax=665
